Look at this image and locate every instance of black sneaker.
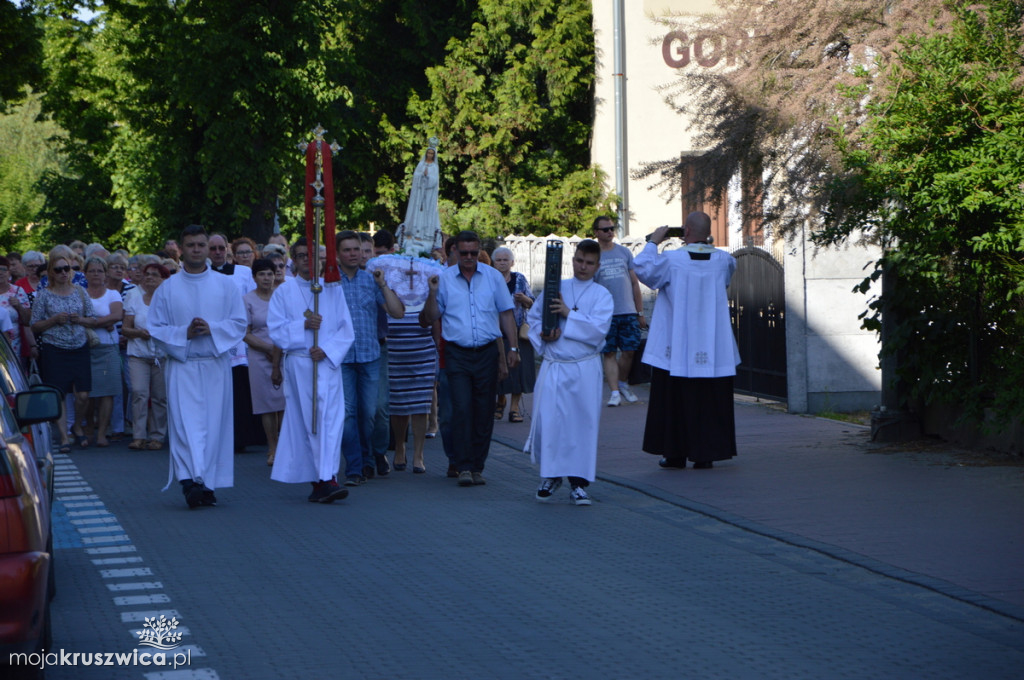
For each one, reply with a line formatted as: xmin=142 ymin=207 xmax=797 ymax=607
xmin=201 ymin=487 xmax=217 ymax=506
xmin=536 ymin=477 xmax=562 ymax=500
xmin=362 ymin=465 xmax=375 ymax=481
xmin=181 ymin=480 xmax=204 ymax=509
xmin=374 ymin=453 xmax=391 ymax=477
xmin=310 ymin=479 xmax=349 ymax=504
xmin=344 ymin=475 xmax=365 ymax=487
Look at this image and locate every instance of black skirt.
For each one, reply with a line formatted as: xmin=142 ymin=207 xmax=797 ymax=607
xmin=642 ymin=367 xmax=736 ymax=463
xmin=40 ymin=343 xmax=92 ymax=395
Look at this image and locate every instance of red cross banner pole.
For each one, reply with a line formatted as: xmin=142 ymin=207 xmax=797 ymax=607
xmin=298 ymin=124 xmax=341 ymax=434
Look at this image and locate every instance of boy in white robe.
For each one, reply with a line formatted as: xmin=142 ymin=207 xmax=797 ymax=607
xmin=148 ymin=225 xmax=247 ymax=509
xmin=525 ymin=240 xmax=613 ymax=505
xmin=267 ymin=238 xmax=355 ymax=503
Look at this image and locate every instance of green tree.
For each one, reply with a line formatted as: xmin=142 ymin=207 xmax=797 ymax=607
xmin=37 ymin=0 xmax=359 ymax=250
xmin=382 ymin=0 xmax=615 ymax=238
xmin=828 ymin=0 xmax=1024 ymax=425
xmin=0 ymin=92 xmax=65 ymax=250
xmin=35 ymin=1 xmax=480 ymax=248
xmin=0 ymin=0 xmax=43 ymax=111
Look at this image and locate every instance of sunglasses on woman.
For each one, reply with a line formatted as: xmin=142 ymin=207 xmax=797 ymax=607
xmin=52 ymin=265 xmax=72 ymax=273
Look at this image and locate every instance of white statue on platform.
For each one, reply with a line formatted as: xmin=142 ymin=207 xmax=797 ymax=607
xmin=397 ymin=141 xmax=443 ymax=258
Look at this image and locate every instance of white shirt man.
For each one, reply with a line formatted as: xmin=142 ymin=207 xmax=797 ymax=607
xmin=148 ymin=225 xmax=247 ymax=508
xmin=525 ymin=240 xmax=613 ymax=505
xmin=267 ymin=238 xmax=355 ymax=503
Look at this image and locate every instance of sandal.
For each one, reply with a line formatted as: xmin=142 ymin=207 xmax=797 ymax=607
xmin=146 ymin=440 xmax=163 ymax=450
xmin=59 ymin=442 xmax=72 ymax=453
xmin=494 ymin=403 xmax=505 ymax=420
xmin=128 ymin=440 xmax=146 ymax=450
xmin=509 ymin=410 xmax=523 ymax=423
xmin=76 ymin=436 xmax=90 ymax=449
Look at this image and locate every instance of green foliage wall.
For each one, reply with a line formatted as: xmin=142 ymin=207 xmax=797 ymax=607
xmin=379 ymin=0 xmax=616 ymax=238
xmin=829 ymin=0 xmax=1024 ymax=426
xmin=12 ymin=0 xmax=609 ymax=250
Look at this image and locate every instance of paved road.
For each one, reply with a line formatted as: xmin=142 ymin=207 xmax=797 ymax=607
xmin=496 ymin=390 xmax=1024 ymax=615
xmin=39 ymin=394 xmax=1024 ymax=679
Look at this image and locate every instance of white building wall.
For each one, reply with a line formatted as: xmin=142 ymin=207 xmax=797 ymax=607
xmin=589 ymin=0 xmax=881 ymax=413
xmin=784 ymin=227 xmax=883 ymax=412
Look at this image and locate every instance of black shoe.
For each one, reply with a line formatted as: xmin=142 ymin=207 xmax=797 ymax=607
xmin=374 ymin=453 xmax=391 ymax=477
xmin=309 ymin=479 xmax=349 ymax=504
xmin=658 ymin=457 xmax=687 ymax=469
xmin=201 ymin=487 xmax=217 ymax=506
xmin=181 ymin=480 xmax=204 ymax=509
xmin=362 ymin=465 xmax=375 ymax=481
xmin=446 ymin=464 xmax=458 ymax=478
xmin=693 ymin=461 xmax=714 ymax=469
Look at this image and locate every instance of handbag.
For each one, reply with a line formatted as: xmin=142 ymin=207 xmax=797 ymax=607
xmin=74 ymin=285 xmax=102 ymax=347
xmin=27 ymin=359 xmax=42 ymax=386
xmin=518 ymin=322 xmax=530 ymax=341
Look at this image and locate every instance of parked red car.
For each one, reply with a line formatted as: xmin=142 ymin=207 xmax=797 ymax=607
xmin=0 ymin=331 xmax=63 ymax=677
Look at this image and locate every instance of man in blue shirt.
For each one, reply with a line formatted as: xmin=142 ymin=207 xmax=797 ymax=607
xmin=421 ymin=231 xmax=520 ymax=486
xmin=336 ymin=231 xmax=405 ymax=485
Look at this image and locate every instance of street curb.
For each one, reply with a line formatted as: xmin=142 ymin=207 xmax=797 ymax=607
xmin=491 ymin=435 xmax=1024 ymax=625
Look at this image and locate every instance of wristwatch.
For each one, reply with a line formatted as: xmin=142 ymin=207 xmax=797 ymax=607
xmin=509 ymin=347 xmax=519 ymax=353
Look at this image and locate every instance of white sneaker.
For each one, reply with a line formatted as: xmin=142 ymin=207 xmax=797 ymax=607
xmin=619 ymin=384 xmax=638 ymax=403
xmin=536 ymin=478 xmax=562 ymax=500
xmin=570 ymin=487 xmax=592 ymax=506
xmin=607 ymin=391 xmax=622 ymax=407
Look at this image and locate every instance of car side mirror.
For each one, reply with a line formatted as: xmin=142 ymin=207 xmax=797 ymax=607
xmin=14 ymin=385 xmax=62 ymax=426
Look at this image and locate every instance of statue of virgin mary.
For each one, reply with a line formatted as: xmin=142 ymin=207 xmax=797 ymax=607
xmin=396 ymin=141 xmax=443 ymax=257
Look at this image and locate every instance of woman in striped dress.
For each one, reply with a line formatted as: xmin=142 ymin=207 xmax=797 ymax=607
xmin=387 ymin=306 xmax=438 ymax=473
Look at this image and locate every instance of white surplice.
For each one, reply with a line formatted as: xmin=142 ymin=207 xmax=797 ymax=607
xmin=148 ymin=267 xmax=247 ymax=490
xmin=267 ymin=278 xmax=354 ymax=483
xmin=634 ymin=242 xmax=741 ymax=378
xmin=524 ymin=278 xmax=613 ymax=481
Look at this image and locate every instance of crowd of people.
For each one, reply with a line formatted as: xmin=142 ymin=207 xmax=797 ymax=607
xmin=4 ymin=210 xmax=740 ymax=509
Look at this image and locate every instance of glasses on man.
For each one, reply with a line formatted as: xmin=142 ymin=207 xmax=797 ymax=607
xmin=596 ymin=227 xmax=615 ymax=232
xmin=274 ymin=264 xmax=287 ymax=270
xmin=458 ymin=250 xmax=480 ymax=257
xmin=52 ymin=265 xmax=72 ymax=274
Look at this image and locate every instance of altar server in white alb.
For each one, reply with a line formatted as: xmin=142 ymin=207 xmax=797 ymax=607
xmin=267 ymin=237 xmax=355 ymax=504
xmin=634 ymin=212 xmax=741 ymax=470
xmin=525 ymin=239 xmax=613 ymax=506
xmin=148 ymin=224 xmax=247 ymax=509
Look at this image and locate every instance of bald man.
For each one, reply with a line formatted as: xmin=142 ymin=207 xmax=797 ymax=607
xmin=634 ymin=212 xmax=741 ymax=470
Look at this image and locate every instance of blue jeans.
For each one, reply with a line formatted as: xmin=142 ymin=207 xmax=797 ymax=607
xmin=437 ymin=366 xmax=454 ymax=463
xmin=341 ymin=359 xmax=380 ymax=478
xmin=371 ymin=344 xmax=390 ymax=457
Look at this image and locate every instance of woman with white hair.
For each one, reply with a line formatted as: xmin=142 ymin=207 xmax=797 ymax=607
xmin=14 ymin=250 xmax=46 ymax=305
xmin=491 ymin=246 xmax=536 ymax=422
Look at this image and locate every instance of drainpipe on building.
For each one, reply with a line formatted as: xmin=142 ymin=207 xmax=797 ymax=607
xmin=613 ymin=0 xmax=629 ymax=237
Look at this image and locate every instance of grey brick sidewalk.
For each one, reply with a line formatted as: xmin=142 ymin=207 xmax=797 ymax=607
xmin=43 ymin=420 xmax=1024 ymax=679
xmin=493 ymin=386 xmax=1024 ymax=620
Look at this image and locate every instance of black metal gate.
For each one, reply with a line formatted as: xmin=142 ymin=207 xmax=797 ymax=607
xmin=728 ymin=247 xmax=787 ymax=399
